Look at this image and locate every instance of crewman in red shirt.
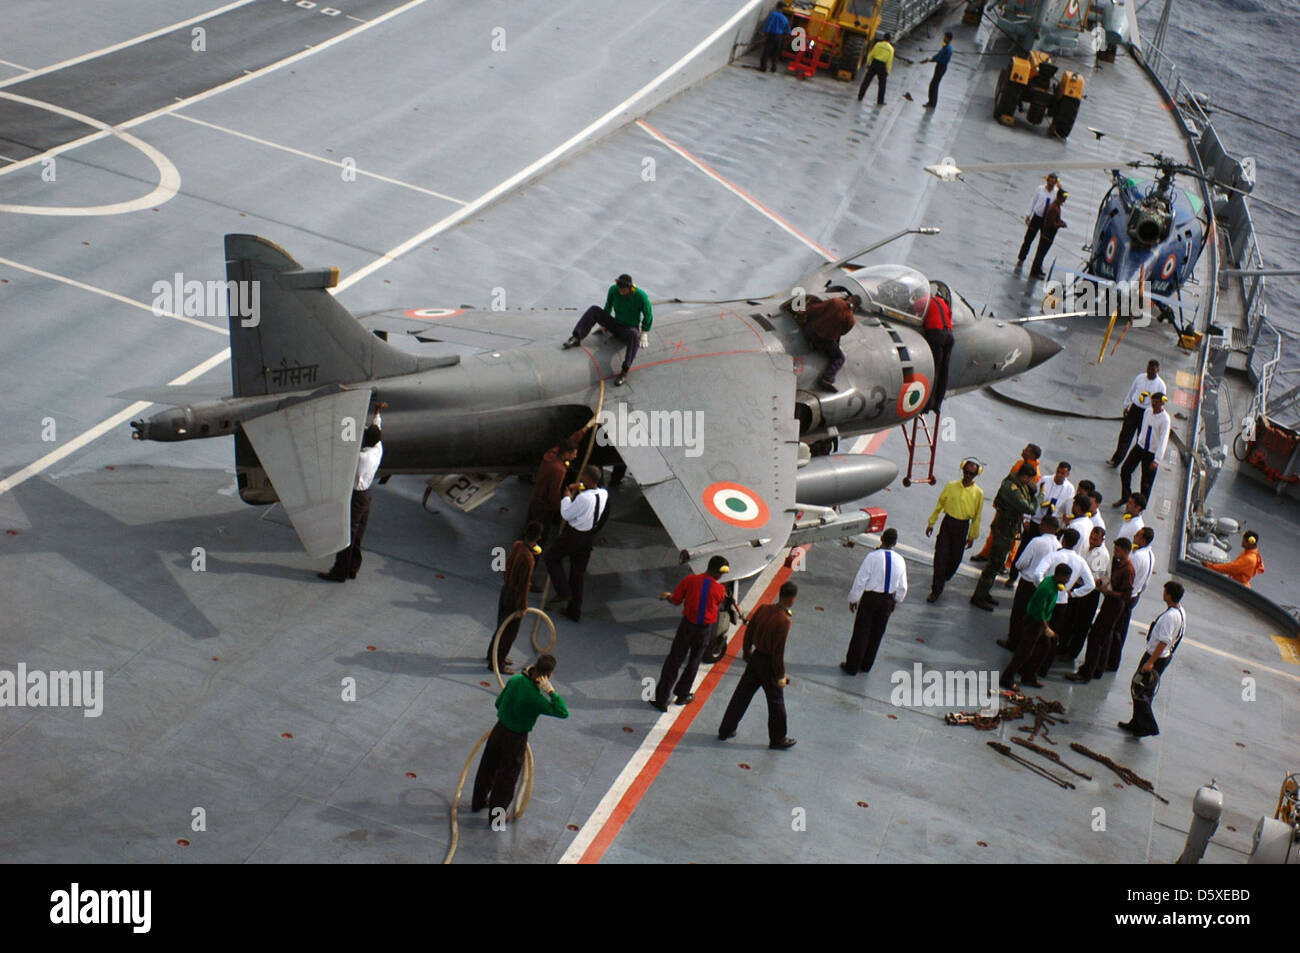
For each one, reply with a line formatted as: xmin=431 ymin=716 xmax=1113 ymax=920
xmin=650 ymin=555 xmax=737 ymax=712
xmin=922 ymin=281 xmax=954 ymax=415
xmin=801 ymin=293 xmax=861 ymax=390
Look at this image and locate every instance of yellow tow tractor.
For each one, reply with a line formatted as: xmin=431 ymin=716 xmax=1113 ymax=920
xmin=993 ymin=48 xmax=1084 ymax=138
xmin=780 ymin=1 xmax=881 ymax=81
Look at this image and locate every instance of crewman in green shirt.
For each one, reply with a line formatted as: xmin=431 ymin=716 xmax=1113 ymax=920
xmin=970 ymin=464 xmax=1038 ymax=610
xmin=1000 ymin=564 xmax=1071 ymax=691
xmin=856 ymin=32 xmax=894 ymax=105
xmin=925 ymin=458 xmax=984 ymax=602
xmin=472 ymin=654 xmax=569 ymax=822
xmin=563 ymin=273 xmax=654 ymax=386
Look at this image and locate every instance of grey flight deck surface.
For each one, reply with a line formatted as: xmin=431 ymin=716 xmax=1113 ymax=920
xmin=0 ymin=1 xmax=1294 ymax=864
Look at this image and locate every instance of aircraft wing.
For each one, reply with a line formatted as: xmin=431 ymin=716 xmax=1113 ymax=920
xmin=357 ymin=307 xmax=578 ymax=352
xmin=604 ymin=351 xmax=799 ymax=580
xmin=240 ymin=389 xmax=373 ymax=558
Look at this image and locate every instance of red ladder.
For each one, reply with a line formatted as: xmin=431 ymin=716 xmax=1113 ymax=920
xmin=900 ymin=414 xmax=939 ymax=487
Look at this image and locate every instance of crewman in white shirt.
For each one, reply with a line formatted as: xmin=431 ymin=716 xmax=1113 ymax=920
xmin=319 ymin=423 xmax=384 ymax=583
xmin=1119 ymin=580 xmax=1187 ymax=738
xmin=842 ymin=528 xmax=907 ymax=676
xmin=1065 ymin=495 xmax=1094 ymax=557
xmin=1118 ymin=392 xmax=1171 ymax=504
xmin=1108 ymin=359 xmax=1168 ymax=467
xmin=1116 ymin=491 xmax=1147 ymax=542
xmin=1017 ymin=172 xmax=1061 ymax=266
xmin=1009 ymin=462 xmax=1073 ymax=587
xmin=998 ymin=515 xmax=1061 ymax=652
xmin=1062 ymin=526 xmax=1110 ymax=662
xmin=543 ymin=465 xmax=610 ymax=622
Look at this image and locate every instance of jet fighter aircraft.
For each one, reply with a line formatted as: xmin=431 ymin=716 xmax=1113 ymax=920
xmin=129 ymin=234 xmax=1060 ymax=579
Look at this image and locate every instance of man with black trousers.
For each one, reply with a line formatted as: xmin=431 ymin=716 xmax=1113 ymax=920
xmin=1118 ymin=392 xmax=1171 ymax=504
xmin=1119 ymin=581 xmax=1187 ymax=738
xmin=718 ymin=581 xmax=798 ymax=750
xmin=1029 ymin=190 xmax=1068 ymax=279
xmin=318 ymin=423 xmax=383 ymax=583
xmin=488 ymin=521 xmax=543 ymax=674
xmin=759 ymin=2 xmax=790 ymax=73
xmin=1068 ymin=536 xmax=1134 ymax=682
xmin=923 ymin=32 xmax=954 ymax=108
xmin=1107 ymin=360 xmax=1167 ymax=467
xmin=842 ymin=528 xmax=907 ymax=675
xmin=543 ymin=465 xmax=608 ymax=622
xmin=651 ymin=555 xmax=737 ymax=712
xmin=925 ymin=458 xmax=984 ymax=602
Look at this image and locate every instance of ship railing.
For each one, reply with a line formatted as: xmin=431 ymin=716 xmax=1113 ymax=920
xmin=1137 ymin=32 xmax=1300 ymax=634
xmin=878 ymin=0 xmax=949 ymax=36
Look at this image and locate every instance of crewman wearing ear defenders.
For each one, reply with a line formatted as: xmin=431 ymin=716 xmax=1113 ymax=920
xmin=651 ymin=555 xmax=737 ymax=712
xmin=925 ymin=458 xmax=985 ymax=602
xmin=488 ymin=521 xmax=545 ymax=674
xmin=1203 ymin=530 xmax=1265 ymax=588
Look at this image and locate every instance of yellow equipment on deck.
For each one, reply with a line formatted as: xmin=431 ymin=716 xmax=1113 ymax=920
xmin=780 ymin=1 xmax=882 ymax=81
xmin=993 ymin=49 xmax=1085 ymax=138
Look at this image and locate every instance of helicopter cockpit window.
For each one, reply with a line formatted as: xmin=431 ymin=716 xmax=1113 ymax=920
xmin=829 ymin=264 xmax=931 ymax=324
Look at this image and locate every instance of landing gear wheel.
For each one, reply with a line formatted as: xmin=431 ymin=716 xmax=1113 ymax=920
xmin=809 ymin=436 xmax=840 ymax=457
xmin=703 ymin=621 xmax=730 ymax=664
xmin=1232 ymin=432 xmax=1252 ymax=462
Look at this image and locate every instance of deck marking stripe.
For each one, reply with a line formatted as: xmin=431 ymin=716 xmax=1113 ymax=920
xmin=0 ymin=255 xmax=227 ymax=334
xmin=0 ymin=0 xmax=437 ymax=180
xmin=167 ymin=112 xmax=469 ymax=204
xmin=334 ymin=0 xmax=769 ymax=291
xmin=0 ymin=0 xmax=258 ymax=91
xmin=560 ymin=555 xmax=792 ymax=864
xmin=0 ymin=349 xmax=230 ymax=497
xmin=635 ymin=119 xmax=837 ymax=262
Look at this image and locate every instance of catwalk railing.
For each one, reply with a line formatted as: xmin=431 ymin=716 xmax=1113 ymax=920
xmin=1139 ymin=36 xmax=1300 ymax=634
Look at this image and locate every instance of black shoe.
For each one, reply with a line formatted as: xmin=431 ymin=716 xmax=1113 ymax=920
xmin=317 ymin=572 xmax=346 ymax=583
xmin=839 ymin=662 xmax=858 ymax=676
xmin=488 ymin=660 xmax=514 ymax=675
xmin=1029 ymin=270 xmax=1047 ymax=280
xmin=996 ymin=638 xmax=1015 ymax=650
xmin=561 ymin=336 xmax=581 ymax=349
xmin=614 ymin=371 xmax=627 ymax=387
xmin=970 ymin=596 xmax=995 ymax=612
xmin=1111 ymin=499 xmax=1125 ymax=509
xmin=1065 ymin=672 xmax=1089 ymax=683
xmin=649 ymin=699 xmax=668 ymax=713
xmin=564 ymin=607 xmax=581 ymax=623
xmin=1106 ymin=458 xmax=1120 ymax=468
xmin=970 ymin=554 xmax=988 ymax=563
xmin=718 ymin=730 xmax=736 ymax=741
xmin=926 ymin=592 xmax=939 ymax=603
xmin=674 ymin=693 xmax=696 ymax=705
xmin=769 ymin=737 xmax=797 ymax=750
xmin=923 ymin=101 xmax=936 ymax=108
xmin=999 ymin=679 xmax=1017 ymax=692
xmin=1117 ymin=720 xmax=1138 ymax=734
xmin=1020 ymin=677 xmax=1043 ymax=689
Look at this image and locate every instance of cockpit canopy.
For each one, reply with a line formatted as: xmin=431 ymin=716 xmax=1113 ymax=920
xmin=830 ymin=264 xmax=931 ymax=320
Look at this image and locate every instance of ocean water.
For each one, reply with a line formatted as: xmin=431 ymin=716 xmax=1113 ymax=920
xmin=1139 ymin=0 xmax=1300 ymax=378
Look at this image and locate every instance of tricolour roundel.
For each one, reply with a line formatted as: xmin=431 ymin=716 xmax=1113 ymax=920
xmin=1065 ymin=0 xmax=1080 ymax=18
xmin=1161 ymin=253 xmax=1178 ymax=279
xmin=403 ymin=308 xmax=466 ymax=320
xmin=703 ymin=482 xmax=771 ymax=528
xmin=897 ymin=372 xmax=930 ymax=417
xmin=1104 ymin=237 xmax=1117 ymax=262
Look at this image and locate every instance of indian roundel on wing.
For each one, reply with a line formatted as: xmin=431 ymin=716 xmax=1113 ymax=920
xmin=897 ymin=372 xmax=930 ymax=417
xmin=703 ymin=482 xmax=771 ymax=528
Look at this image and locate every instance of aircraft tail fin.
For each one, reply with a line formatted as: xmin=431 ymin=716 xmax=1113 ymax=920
xmin=224 ymin=234 xmax=423 ymax=398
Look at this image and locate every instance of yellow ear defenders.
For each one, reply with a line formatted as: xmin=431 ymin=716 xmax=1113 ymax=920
xmin=961 ymin=458 xmax=984 ymax=476
xmin=531 ymin=544 xmax=543 ymax=555
xmin=1244 ymin=533 xmax=1258 ymax=545
xmin=1057 ymin=584 xmax=1066 ymax=591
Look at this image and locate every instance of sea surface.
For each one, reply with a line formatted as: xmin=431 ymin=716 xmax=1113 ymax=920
xmin=1139 ymin=0 xmax=1300 ymax=390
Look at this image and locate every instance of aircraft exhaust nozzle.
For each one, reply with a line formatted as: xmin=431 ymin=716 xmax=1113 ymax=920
xmin=1026 ymin=330 xmax=1063 ymax=371
xmin=794 ymin=454 xmax=898 ymax=507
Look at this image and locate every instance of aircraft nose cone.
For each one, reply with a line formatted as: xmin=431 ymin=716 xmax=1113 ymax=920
xmin=1026 ymin=330 xmax=1063 ymax=370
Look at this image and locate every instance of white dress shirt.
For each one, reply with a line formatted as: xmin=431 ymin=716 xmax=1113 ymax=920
xmin=1015 ymin=534 xmax=1061 ymax=582
xmin=356 ymin=444 xmax=383 ymax=491
xmin=559 ymin=487 xmax=609 ymax=531
xmin=1066 ymin=515 xmax=1094 ymax=555
xmin=1117 ymin=513 xmax=1145 ymax=542
xmin=1135 ymin=407 xmax=1171 ymax=461
xmin=850 ymin=548 xmax=908 ymax=604
xmin=1031 ymin=550 xmax=1096 ymax=604
xmin=1129 ymin=545 xmax=1156 ymax=598
xmin=1144 ymin=605 xmax=1186 ymax=658
xmin=1122 ymin=373 xmax=1168 ymax=412
xmin=1033 ymin=476 xmax=1074 ymax=523
xmin=1085 ymin=543 xmax=1111 ymax=587
xmin=1090 ymin=512 xmax=1105 ymax=534
xmin=1027 ymin=184 xmax=1059 ymax=218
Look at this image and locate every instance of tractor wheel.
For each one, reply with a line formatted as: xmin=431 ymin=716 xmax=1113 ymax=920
xmin=993 ymin=67 xmax=1024 ymax=123
xmin=1051 ymin=95 xmax=1079 ymax=138
xmin=838 ymin=31 xmax=867 ymax=80
xmin=1026 ymin=101 xmax=1046 ymax=125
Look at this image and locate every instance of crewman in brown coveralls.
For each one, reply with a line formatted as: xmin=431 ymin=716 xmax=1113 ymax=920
xmin=717 ymin=581 xmax=799 ymax=750
xmin=801 ymin=294 xmax=862 ymax=390
xmin=488 ymin=521 xmax=543 ymax=674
